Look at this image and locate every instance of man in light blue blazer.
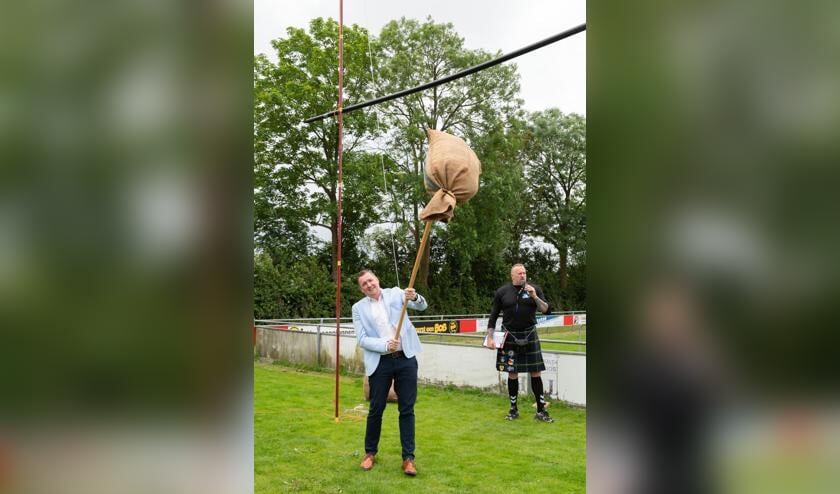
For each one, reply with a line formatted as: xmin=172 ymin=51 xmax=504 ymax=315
xmin=353 ymin=269 xmax=427 ymax=476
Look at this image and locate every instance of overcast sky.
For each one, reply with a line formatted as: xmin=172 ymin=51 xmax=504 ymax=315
xmin=254 ymin=0 xmax=586 ymax=115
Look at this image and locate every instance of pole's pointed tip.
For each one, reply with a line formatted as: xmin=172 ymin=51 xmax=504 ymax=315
xmin=335 ymin=417 xmax=340 ymax=423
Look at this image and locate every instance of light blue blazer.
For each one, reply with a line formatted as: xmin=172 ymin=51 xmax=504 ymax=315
xmin=352 ymin=287 xmax=427 ymax=376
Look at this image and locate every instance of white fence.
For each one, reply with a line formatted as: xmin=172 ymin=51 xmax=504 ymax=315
xmin=255 ymin=310 xmax=586 ymax=335
xmin=255 ymin=313 xmax=586 ymax=406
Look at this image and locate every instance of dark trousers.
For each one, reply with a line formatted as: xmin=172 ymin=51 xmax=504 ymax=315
xmin=365 ymin=354 xmax=418 ymax=460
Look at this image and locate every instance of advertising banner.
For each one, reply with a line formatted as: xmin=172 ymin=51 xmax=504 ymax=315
xmin=414 ymin=319 xmax=479 ymax=333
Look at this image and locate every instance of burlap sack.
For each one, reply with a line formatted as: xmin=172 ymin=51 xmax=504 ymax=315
xmin=363 ymin=375 xmax=398 ymax=402
xmin=419 ymin=129 xmax=481 ymax=222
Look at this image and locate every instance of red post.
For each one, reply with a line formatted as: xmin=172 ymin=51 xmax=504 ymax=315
xmin=334 ymin=0 xmax=344 ymax=421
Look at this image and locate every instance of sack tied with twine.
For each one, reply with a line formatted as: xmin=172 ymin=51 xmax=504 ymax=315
xmin=419 ymin=129 xmax=482 ymax=222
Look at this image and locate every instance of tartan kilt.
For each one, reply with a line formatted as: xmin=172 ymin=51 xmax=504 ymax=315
xmin=495 ymin=328 xmax=545 ymax=373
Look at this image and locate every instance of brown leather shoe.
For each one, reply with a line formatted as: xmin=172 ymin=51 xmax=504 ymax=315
xmin=402 ymin=458 xmax=417 ymax=476
xmin=360 ymin=453 xmax=375 ymax=471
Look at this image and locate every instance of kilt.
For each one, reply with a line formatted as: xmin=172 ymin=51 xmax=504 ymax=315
xmin=495 ymin=327 xmax=545 ymax=373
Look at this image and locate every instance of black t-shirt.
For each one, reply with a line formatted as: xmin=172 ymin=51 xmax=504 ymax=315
xmin=487 ymin=283 xmax=549 ymax=332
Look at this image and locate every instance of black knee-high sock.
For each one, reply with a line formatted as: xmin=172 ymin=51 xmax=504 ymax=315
xmin=532 ymin=376 xmax=546 ymax=412
xmin=508 ymin=377 xmax=519 ymax=410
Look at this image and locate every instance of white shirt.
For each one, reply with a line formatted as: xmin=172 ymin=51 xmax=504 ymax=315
xmin=368 ymin=293 xmax=401 ymax=351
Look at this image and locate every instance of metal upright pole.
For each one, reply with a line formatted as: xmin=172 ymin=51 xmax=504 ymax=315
xmin=333 ymin=0 xmax=344 ymax=421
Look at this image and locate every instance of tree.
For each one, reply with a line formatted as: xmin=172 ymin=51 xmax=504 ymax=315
xmin=252 ymin=17 xmax=585 ymax=318
xmin=521 ymin=110 xmax=586 ymax=302
xmin=254 ymin=18 xmax=383 ymax=281
xmin=371 ymin=17 xmax=524 ymax=289
xmin=254 ymin=251 xmax=338 ymax=319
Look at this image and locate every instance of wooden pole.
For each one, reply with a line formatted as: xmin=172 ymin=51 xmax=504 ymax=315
xmin=394 ymin=220 xmax=432 ymax=341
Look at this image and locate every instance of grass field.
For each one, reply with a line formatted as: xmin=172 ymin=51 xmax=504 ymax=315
xmin=255 ymin=363 xmax=586 ymax=493
xmin=419 ymin=325 xmax=587 ymax=353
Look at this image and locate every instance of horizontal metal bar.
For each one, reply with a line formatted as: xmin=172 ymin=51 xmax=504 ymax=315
xmin=303 ymin=23 xmax=586 ymax=123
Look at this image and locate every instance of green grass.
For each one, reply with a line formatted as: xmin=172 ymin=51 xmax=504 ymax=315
xmin=539 ymin=325 xmax=587 ymax=340
xmin=255 ymin=362 xmax=586 ymax=493
xmin=419 ymin=325 xmax=587 ymax=353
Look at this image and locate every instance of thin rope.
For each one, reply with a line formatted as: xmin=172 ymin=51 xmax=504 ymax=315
xmin=362 ymin=7 xmax=401 ymax=287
